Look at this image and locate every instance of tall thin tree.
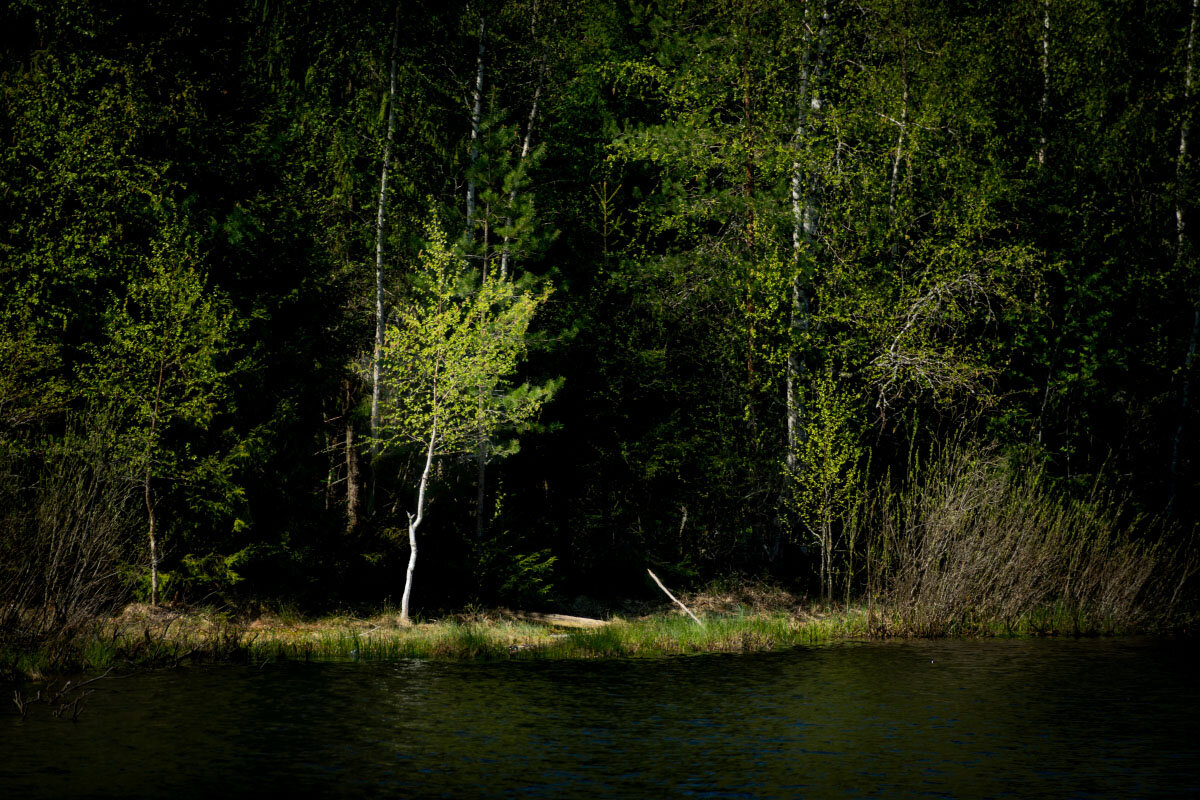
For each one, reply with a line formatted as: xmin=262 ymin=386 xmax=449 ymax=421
xmin=1037 ymin=0 xmax=1050 ymax=166
xmin=465 ymin=15 xmax=487 ymax=243
xmin=370 ymin=4 xmax=402 ymax=469
xmin=787 ymin=0 xmax=829 ymax=476
xmin=1168 ymin=0 xmax=1198 ymax=515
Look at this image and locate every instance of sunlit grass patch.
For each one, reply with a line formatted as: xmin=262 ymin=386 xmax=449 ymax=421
xmin=515 ymin=608 xmax=878 ymax=659
xmin=241 ymin=617 xmax=563 ymax=662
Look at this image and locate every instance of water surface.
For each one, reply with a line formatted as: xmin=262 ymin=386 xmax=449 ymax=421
xmin=2 ymin=637 xmax=1196 ymax=797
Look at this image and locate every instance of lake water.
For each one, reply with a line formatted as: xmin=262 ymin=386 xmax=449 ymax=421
xmin=2 ymin=637 xmax=1197 ymax=798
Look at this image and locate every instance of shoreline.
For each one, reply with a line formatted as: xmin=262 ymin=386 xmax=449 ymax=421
xmin=5 ymin=599 xmax=1181 ymax=682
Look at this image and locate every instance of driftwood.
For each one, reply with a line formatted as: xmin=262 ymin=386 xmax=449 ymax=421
xmin=647 ymin=569 xmax=704 ymax=628
xmin=515 ymin=612 xmax=609 ymax=629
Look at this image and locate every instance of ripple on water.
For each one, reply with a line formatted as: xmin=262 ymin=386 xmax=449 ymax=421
xmin=2 ymin=637 xmax=1198 ymax=798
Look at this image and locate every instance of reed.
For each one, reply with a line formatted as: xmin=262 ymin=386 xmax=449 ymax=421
xmin=862 ymin=444 xmax=1197 ymax=637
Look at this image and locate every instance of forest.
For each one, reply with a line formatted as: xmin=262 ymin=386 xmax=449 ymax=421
xmin=2 ymin=0 xmax=1199 ymax=646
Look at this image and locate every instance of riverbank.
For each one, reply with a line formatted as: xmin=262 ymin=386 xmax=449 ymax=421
xmin=1 ymin=606 xmax=863 ymax=679
xmin=4 ymin=588 xmax=1173 ymax=681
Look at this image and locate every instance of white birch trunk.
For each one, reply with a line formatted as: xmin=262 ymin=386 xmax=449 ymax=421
xmin=465 ymin=17 xmax=487 ymax=243
xmin=370 ymin=7 xmax=401 ymax=461
xmin=888 ymin=78 xmax=909 ymax=219
xmin=145 ymin=476 xmax=158 ymax=607
xmin=1033 ymin=0 xmax=1055 ymax=443
xmin=145 ymin=361 xmax=165 ymax=606
xmin=786 ymin=0 xmax=828 ymax=475
xmin=886 ymin=64 xmax=910 ymax=273
xmin=401 ymin=420 xmax=436 ymax=625
xmin=1168 ymin=0 xmax=1198 ymax=514
xmin=1038 ymin=0 xmax=1050 ymax=165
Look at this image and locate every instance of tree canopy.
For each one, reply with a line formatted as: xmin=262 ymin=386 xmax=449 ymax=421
xmin=1 ymin=0 xmax=1197 ymax=616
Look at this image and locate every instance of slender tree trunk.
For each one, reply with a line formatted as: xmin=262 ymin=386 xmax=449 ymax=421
xmin=888 ymin=74 xmax=909 ymax=220
xmin=886 ymin=55 xmax=910 ymax=276
xmin=476 ymin=211 xmax=490 ymax=537
xmin=145 ymin=360 xmax=165 ymax=607
xmin=370 ymin=5 xmax=401 ymax=467
xmin=465 ymin=16 xmax=487 ymax=243
xmin=323 ymin=407 xmax=333 ymax=511
xmin=344 ymin=378 xmax=360 ymax=530
xmin=401 ymin=421 xmax=436 ymax=625
xmin=145 ymin=474 xmax=158 ymax=607
xmin=1037 ymin=0 xmax=1050 ymax=166
xmin=744 ymin=55 xmax=757 ymax=386
xmin=786 ymin=0 xmax=828 ymax=475
xmin=823 ymin=519 xmax=831 ymax=603
xmin=476 ymin=434 xmax=486 ymax=540
xmin=499 ymin=43 xmax=548 ymax=280
xmin=345 ymin=423 xmax=360 ymax=532
xmin=1168 ymin=0 xmax=1198 ymax=515
xmin=1034 ymin=0 xmax=1056 ymax=444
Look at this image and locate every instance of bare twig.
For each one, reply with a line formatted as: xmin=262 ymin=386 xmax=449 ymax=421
xmin=647 ymin=569 xmax=704 ymax=628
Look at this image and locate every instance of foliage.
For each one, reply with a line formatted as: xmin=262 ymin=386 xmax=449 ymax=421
xmin=375 ymin=211 xmax=554 ymax=461
xmin=790 ymin=366 xmax=865 ymax=601
xmin=83 ymin=219 xmax=236 ymax=602
xmin=1 ymin=0 xmax=1197 ymax=624
xmin=473 ymin=533 xmax=559 ymax=607
xmin=88 ymin=222 xmax=234 ymax=476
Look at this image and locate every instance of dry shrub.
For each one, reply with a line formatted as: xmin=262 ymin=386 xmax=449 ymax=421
xmin=870 ymin=445 xmax=1196 ymax=635
xmin=0 ymin=417 xmax=135 ymax=660
xmin=682 ymin=578 xmax=803 ymax=615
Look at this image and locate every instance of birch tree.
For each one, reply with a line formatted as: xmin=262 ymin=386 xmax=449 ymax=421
xmin=1037 ymin=0 xmax=1051 ymax=166
xmin=1169 ymin=0 xmax=1198 ymax=514
xmin=370 ymin=3 xmax=402 ymax=467
xmin=459 ymin=4 xmax=558 ymax=539
xmin=465 ymin=15 xmax=487 ymax=243
xmin=375 ymin=213 xmax=553 ymax=624
xmin=787 ymin=0 xmax=829 ymax=477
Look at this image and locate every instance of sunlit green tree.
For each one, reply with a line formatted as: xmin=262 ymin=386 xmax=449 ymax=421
xmin=376 ymin=212 xmax=553 ymax=623
xmin=88 ymin=222 xmax=234 ymax=605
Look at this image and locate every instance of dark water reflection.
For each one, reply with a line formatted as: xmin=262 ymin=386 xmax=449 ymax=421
xmin=2 ymin=637 xmax=1197 ymax=798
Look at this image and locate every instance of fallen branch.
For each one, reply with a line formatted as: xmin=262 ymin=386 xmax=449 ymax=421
xmin=647 ymin=569 xmax=705 ymax=628
xmin=515 ymin=612 xmax=608 ymax=629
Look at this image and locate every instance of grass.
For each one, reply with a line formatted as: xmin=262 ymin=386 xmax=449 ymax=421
xmin=9 ymin=596 xmax=1178 ymax=682
xmin=219 ymin=607 xmax=882 ymax=662
xmin=0 ymin=603 xmax=864 ymax=677
xmin=5 ymin=544 xmax=1194 ymax=683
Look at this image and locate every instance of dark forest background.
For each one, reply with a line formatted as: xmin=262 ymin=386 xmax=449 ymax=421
xmin=2 ymin=0 xmax=1198 ymax=618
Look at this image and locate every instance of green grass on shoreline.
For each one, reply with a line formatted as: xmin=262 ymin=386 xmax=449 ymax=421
xmin=247 ymin=610 xmax=877 ymax=663
xmin=3 ymin=600 xmax=1170 ymax=681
